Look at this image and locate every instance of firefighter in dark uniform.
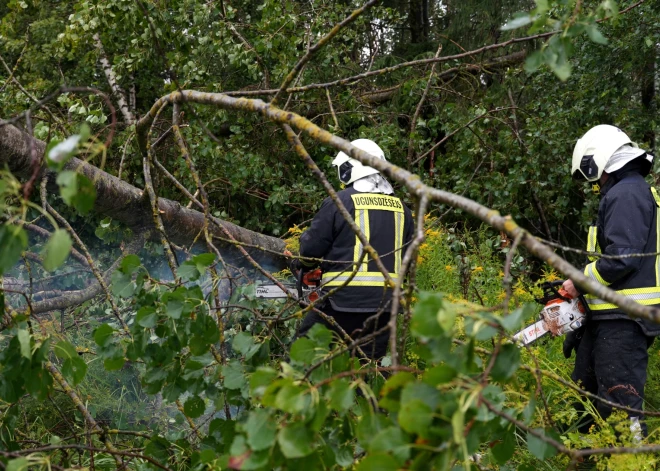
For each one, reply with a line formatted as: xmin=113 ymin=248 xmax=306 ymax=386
xmin=563 ymin=124 xmax=659 ymax=440
xmin=294 ymin=139 xmax=414 ymax=360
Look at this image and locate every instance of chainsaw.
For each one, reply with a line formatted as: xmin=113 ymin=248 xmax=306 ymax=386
xmin=513 ymin=281 xmax=587 ymax=346
xmin=254 ymin=268 xmax=323 ymax=305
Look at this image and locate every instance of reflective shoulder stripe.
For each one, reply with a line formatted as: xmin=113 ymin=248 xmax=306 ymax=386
xmin=651 ymin=187 xmax=660 ymax=207
xmin=584 ymin=262 xmax=609 ymax=286
xmin=353 ymin=209 xmax=370 ymax=272
xmin=394 ymin=212 xmax=404 ymax=275
xmin=586 ymin=226 xmax=600 ymax=262
xmin=351 ymin=193 xmax=404 ymax=213
xmin=655 ymin=188 xmax=660 ymax=286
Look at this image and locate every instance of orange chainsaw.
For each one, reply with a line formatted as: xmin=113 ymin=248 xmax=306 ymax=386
xmin=255 ymin=268 xmax=323 ymax=305
xmin=513 ymin=281 xmax=587 ymax=346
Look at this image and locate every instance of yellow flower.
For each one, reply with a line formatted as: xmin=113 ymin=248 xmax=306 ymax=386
xmin=473 ymin=266 xmax=483 ymax=272
xmin=542 ymin=268 xmax=560 ymax=282
xmin=445 ymin=265 xmax=453 ymax=271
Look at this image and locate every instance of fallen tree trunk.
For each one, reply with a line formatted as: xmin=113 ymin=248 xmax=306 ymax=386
xmin=0 ymin=123 xmax=286 ymax=266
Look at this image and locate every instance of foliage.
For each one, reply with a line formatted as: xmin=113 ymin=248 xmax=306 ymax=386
xmin=1 ymin=0 xmax=659 ymax=469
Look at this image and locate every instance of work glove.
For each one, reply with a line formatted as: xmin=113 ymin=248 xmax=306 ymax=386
xmin=563 ymin=327 xmax=584 ymax=359
xmin=289 ymin=258 xmax=313 ymax=275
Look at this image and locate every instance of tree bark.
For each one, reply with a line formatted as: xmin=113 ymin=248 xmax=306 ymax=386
xmin=0 ymin=123 xmax=287 ymax=265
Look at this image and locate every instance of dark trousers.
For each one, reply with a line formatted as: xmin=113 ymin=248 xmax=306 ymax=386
xmin=572 ymin=319 xmax=654 ymax=435
xmin=298 ymin=306 xmax=391 ymax=360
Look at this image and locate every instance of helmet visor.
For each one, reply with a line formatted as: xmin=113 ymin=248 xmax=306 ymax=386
xmin=572 ymin=155 xmax=600 ymax=182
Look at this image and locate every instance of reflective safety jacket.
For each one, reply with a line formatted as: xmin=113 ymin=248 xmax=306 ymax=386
xmin=299 ymin=186 xmax=414 ymax=312
xmin=582 ymin=171 xmax=660 ymax=335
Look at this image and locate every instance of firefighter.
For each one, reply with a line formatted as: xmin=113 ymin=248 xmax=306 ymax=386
xmin=293 ymin=139 xmax=414 ymax=360
xmin=563 ymin=124 xmax=659 ymax=440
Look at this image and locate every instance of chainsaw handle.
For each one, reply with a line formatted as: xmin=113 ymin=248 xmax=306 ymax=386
xmin=536 ymin=280 xmax=571 ymax=304
xmin=296 ymin=269 xmax=304 ymax=300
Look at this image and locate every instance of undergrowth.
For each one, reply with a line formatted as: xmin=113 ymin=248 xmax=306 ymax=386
xmin=415 ymin=216 xmax=660 ymax=470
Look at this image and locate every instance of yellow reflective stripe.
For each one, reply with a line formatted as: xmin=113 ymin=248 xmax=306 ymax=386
xmin=351 ymin=194 xmax=404 ymax=213
xmin=651 ymin=187 xmax=660 ymax=206
xmin=322 ymin=271 xmax=399 ymax=280
xmin=394 ymin=212 xmax=403 ymax=275
xmin=361 ymin=209 xmax=370 ymax=271
xmin=323 ymin=280 xmax=391 ymax=287
xmin=584 ymin=262 xmax=610 ymax=286
xmin=321 ymin=271 xmax=398 ymax=287
xmin=353 ymin=209 xmax=369 ymax=271
xmin=655 ymin=193 xmax=660 ymax=287
xmin=585 ymin=286 xmax=660 ymax=310
xmin=587 ymin=226 xmax=599 ymax=262
xmin=587 ymin=298 xmax=660 ymax=310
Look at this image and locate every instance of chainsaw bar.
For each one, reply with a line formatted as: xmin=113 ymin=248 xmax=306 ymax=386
xmin=255 ymin=284 xmax=297 ymax=298
xmin=513 ymin=319 xmax=550 ymax=345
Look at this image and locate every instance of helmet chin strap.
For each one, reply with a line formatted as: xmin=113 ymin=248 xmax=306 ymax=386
xmin=591 ymin=182 xmax=600 ymax=195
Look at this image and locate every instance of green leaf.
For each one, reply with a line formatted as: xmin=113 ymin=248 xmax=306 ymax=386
xmin=62 ymin=357 xmax=88 ymax=385
xmin=177 ymin=261 xmax=201 ymax=281
xmin=500 ymin=305 xmax=528 ymax=332
xmin=490 ymin=344 xmax=521 ymax=381
xmin=586 ymin=24 xmax=608 ymax=45
xmin=249 ymin=367 xmax=278 ymax=398
xmin=274 ymin=382 xmax=310 ymax=415
xmin=549 ymin=60 xmax=572 ymax=82
xmin=356 ymin=453 xmax=401 ymax=471
xmin=232 ymin=332 xmax=261 ymax=360
xmin=136 ymin=307 xmax=158 ymax=328
xmin=55 ymin=341 xmax=87 ymax=385
xmin=56 ymin=171 xmax=97 ymax=214
xmin=524 ymin=50 xmax=544 ymax=74
xmin=411 ymin=292 xmax=444 ymax=338
xmin=17 ymin=329 xmax=31 ymax=359
xmin=165 ymin=300 xmax=183 ymax=319
xmin=327 ymin=379 xmax=354 ymax=412
xmin=290 ymin=337 xmax=316 ymax=364
xmin=193 ymin=253 xmax=216 ymax=275
xmin=501 ymin=14 xmax=532 ymax=31
xmin=94 ymin=324 xmax=115 ymax=347
xmin=369 ymin=427 xmax=410 ymax=463
xmin=245 ymin=409 xmax=276 ymax=451
xmin=307 ymin=323 xmax=333 ymax=349
xmin=41 ymin=229 xmax=72 ymax=272
xmin=184 ymin=395 xmax=205 ymax=419
xmin=0 ymin=224 xmax=28 ymax=275
xmin=54 ymin=340 xmax=78 ymax=360
xmin=104 ymin=356 xmax=125 ymax=371
xmin=423 ymin=364 xmax=457 ymax=385
xmin=5 ymin=458 xmax=29 ymax=471
xmin=120 ymin=254 xmax=141 ymax=274
xmin=277 ymin=423 xmax=314 ymax=458
xmin=398 ymin=399 xmax=432 ymax=436
xmin=111 ymin=270 xmax=135 ymax=298
xmin=526 ymin=429 xmax=557 ymax=460
xmin=491 ymin=426 xmax=515 ymax=464
xmin=437 ymin=303 xmax=458 ymax=333
xmin=145 ymin=435 xmax=171 ymax=463
xmin=222 ymin=360 xmax=245 ymax=390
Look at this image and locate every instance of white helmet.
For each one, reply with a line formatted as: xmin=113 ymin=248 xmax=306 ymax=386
xmin=572 ymin=125 xmax=639 ymax=182
xmin=332 ymin=139 xmax=386 ymax=185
